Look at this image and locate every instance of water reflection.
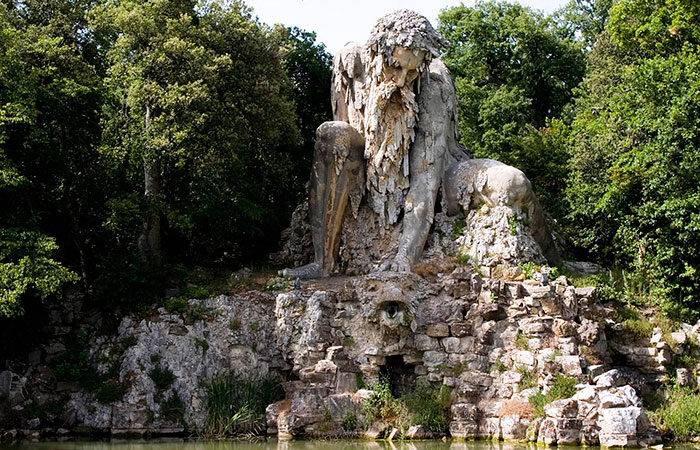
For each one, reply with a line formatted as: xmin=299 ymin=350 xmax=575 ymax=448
xmin=2 ymin=439 xmax=552 ymax=450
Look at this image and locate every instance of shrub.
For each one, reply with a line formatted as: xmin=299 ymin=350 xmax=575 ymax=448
xmin=164 ymin=297 xmax=189 ymax=314
xmin=181 ymin=284 xmax=213 ymax=300
xmin=361 ymin=381 xmax=406 ymax=427
xmin=518 ymin=262 xmax=539 ymax=279
xmin=96 ymin=381 xmax=127 ymax=404
xmin=340 ymin=411 xmax=358 ymax=431
xmin=54 ymin=329 xmax=103 ymax=391
xmin=548 ymin=374 xmax=577 ymax=400
xmin=359 ymin=380 xmax=452 ymax=435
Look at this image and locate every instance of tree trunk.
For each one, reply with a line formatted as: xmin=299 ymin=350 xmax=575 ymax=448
xmin=137 ymin=104 xmax=162 ymax=269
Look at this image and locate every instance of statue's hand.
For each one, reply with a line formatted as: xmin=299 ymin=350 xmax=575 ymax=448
xmin=390 ymin=255 xmax=412 ymax=272
xmin=375 ymin=255 xmax=412 ymax=273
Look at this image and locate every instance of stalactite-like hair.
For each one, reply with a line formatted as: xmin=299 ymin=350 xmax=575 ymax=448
xmin=366 ymin=10 xmax=449 ymax=66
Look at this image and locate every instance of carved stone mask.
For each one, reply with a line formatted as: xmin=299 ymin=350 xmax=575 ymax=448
xmin=358 ymin=274 xmax=422 ymax=331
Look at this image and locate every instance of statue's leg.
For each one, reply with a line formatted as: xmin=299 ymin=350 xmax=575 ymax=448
xmin=390 ymin=138 xmax=443 ymax=271
xmin=282 ymin=121 xmax=365 ymax=279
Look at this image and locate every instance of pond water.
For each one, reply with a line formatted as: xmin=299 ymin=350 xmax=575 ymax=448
xmin=0 ymin=440 xmax=583 ymax=450
xmin=2 ymin=440 xmax=698 ymax=450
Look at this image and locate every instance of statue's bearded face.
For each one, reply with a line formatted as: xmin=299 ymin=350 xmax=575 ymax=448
xmin=363 ymin=46 xmax=427 ymax=224
xmin=383 ymin=47 xmax=426 ymax=88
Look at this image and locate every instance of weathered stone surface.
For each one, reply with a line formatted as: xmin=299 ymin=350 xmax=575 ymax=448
xmin=0 ymin=371 xmax=23 ymax=407
xmin=595 ymin=369 xmax=626 ymax=389
xmin=598 ymin=407 xmax=648 ymax=447
xmin=545 ymin=399 xmax=578 ymax=419
xmin=538 ymin=418 xmax=558 ymax=444
xmin=560 ymin=355 xmax=583 ymax=376
xmin=500 ymin=415 xmax=528 ymax=440
xmin=426 ymin=323 xmax=450 ymax=337
xmin=414 ymin=334 xmax=439 ymax=351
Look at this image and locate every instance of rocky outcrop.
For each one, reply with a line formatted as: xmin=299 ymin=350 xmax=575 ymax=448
xmin=264 ymin=269 xmax=665 ymax=444
xmin=3 ymin=268 xmax=698 ymax=445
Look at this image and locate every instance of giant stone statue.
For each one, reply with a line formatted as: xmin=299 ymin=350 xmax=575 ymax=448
xmin=281 ymin=10 xmax=559 ymax=279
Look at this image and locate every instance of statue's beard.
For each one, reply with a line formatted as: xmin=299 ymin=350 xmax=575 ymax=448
xmin=363 ymin=80 xmax=418 ymax=226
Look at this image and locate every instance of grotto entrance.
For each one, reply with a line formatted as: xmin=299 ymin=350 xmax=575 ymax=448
xmin=380 ymin=355 xmax=416 ymax=397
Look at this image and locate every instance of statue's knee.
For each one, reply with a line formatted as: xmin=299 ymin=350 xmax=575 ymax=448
xmin=316 ymin=121 xmax=364 ymax=155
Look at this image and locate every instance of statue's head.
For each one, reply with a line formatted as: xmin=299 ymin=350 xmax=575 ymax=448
xmin=366 ymin=10 xmax=448 ymax=86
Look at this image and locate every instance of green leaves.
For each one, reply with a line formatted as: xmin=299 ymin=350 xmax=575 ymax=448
xmin=566 ymin=0 xmax=700 ymax=317
xmin=439 ymin=1 xmax=585 ymax=215
xmin=0 ymin=229 xmax=78 ymax=317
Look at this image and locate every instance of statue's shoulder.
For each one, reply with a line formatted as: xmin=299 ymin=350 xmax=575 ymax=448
xmin=426 ymin=58 xmax=452 ymax=84
xmin=418 ymin=57 xmax=456 ymax=104
xmin=333 ymin=42 xmax=366 ymax=79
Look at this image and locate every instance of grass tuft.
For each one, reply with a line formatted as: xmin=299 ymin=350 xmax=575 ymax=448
xmin=203 ymin=372 xmax=283 ymax=438
xmin=656 ymin=386 xmax=700 ymax=442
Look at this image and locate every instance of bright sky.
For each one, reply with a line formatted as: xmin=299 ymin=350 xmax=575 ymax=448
xmin=244 ymin=0 xmax=570 ymax=54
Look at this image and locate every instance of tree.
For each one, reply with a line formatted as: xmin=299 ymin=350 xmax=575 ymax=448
xmin=553 ymin=0 xmax=614 ymax=48
xmin=0 ymin=2 xmax=90 ymax=316
xmin=92 ymin=0 xmax=299 ymax=265
xmin=273 ymin=26 xmax=333 ymax=194
xmin=438 ymin=1 xmax=585 ymax=216
xmin=566 ymin=0 xmax=700 ymax=317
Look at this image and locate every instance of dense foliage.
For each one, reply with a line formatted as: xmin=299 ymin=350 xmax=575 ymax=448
xmin=0 ymin=0 xmax=331 ymax=318
xmin=566 ymin=0 xmax=700 ymax=317
xmin=439 ymin=1 xmax=585 ymax=214
xmin=1 ymin=0 xmax=699 ymax=321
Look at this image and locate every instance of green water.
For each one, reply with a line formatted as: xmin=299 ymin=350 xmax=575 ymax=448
xmin=0 ymin=440 xmax=577 ymax=450
xmin=2 ymin=441 xmax=698 ymax=450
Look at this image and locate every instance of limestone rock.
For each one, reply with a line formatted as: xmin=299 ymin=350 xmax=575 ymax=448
xmin=545 ymin=398 xmax=578 ymax=418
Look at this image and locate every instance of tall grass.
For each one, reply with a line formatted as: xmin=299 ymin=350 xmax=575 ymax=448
xmin=656 ymin=387 xmax=700 ymax=442
xmin=402 ymin=381 xmax=452 ymax=433
xmin=360 ymin=380 xmax=452 ymax=436
xmin=203 ymin=372 xmax=284 ymax=438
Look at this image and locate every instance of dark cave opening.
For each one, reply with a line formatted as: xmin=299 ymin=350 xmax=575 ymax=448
xmin=380 ymin=354 xmax=416 ymax=397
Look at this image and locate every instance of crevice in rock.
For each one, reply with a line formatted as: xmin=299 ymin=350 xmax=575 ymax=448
xmin=380 ymin=355 xmax=416 ymax=397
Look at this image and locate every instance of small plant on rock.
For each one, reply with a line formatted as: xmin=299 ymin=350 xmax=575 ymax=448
xmin=161 ymin=392 xmax=186 ymax=425
xmin=149 ymin=365 xmax=176 ymax=391
xmin=491 ymin=359 xmax=507 ymax=373
xmin=194 ymin=338 xmax=209 ymax=356
xmin=515 ymin=330 xmax=529 ymax=350
xmin=529 ymin=374 xmax=578 ymax=418
xmin=340 ymin=411 xmax=358 ymax=431
xmin=517 ymin=366 xmax=538 ymax=390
